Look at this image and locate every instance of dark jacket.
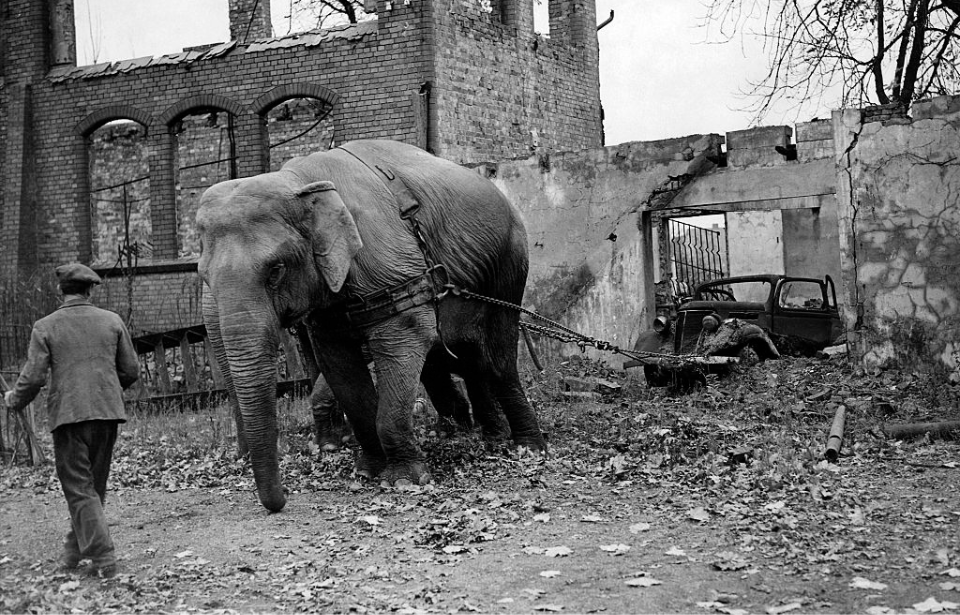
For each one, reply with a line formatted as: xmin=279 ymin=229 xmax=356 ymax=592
xmin=7 ymin=297 xmax=139 ymax=431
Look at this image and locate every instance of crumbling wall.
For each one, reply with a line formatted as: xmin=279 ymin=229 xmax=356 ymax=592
xmin=483 ymin=135 xmax=723 ymax=361
xmin=835 ymin=95 xmax=960 ymax=380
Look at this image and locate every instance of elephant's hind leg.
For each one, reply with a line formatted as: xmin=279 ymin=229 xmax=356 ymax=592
xmin=310 ymin=374 xmax=356 ymax=452
xmin=421 ymin=352 xmax=472 ymax=434
xmin=483 ymin=311 xmax=547 ymax=452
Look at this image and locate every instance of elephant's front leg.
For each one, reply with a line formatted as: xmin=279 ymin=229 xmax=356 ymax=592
xmin=368 ymin=310 xmax=436 ymax=486
xmin=312 ymin=339 xmax=385 ymax=480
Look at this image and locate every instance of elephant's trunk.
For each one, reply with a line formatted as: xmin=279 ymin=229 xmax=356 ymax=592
xmin=219 ymin=304 xmax=286 ymax=512
xmin=201 ymin=288 xmax=247 ymax=457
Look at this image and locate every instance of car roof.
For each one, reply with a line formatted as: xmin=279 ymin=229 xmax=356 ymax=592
xmin=695 ymin=274 xmax=825 ymax=292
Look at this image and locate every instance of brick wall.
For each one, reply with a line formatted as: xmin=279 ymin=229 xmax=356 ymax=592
xmin=432 ymin=0 xmax=602 ymax=163
xmin=0 ymin=0 xmax=604 ymax=333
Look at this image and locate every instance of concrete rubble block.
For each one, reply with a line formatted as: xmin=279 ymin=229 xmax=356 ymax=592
xmin=725 ymin=126 xmax=793 ymax=168
xmin=912 ymin=94 xmax=960 ymax=120
xmin=795 ymin=120 xmax=833 ymax=142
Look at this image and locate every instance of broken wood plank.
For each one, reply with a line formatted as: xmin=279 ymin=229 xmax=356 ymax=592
xmin=882 ymin=421 xmax=960 ymax=441
xmin=179 ymin=336 xmax=198 ymax=392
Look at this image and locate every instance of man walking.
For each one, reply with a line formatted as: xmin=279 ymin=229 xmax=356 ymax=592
xmin=3 ymin=263 xmax=139 ymax=578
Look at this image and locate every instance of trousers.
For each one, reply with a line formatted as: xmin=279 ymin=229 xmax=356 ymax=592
xmin=53 ymin=420 xmax=119 ymax=566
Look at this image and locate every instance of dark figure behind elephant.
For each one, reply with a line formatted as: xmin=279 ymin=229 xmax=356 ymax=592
xmin=310 ymin=370 xmax=475 ymax=453
xmin=198 ymin=139 xmax=546 ymax=512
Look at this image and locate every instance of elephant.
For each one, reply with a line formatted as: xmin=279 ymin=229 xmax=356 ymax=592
xmin=198 ymin=139 xmax=546 ymax=512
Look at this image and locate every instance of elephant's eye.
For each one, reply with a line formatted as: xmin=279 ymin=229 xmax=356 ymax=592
xmin=266 ymin=263 xmax=286 ymax=289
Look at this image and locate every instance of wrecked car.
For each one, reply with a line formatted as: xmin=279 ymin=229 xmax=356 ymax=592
xmin=626 ymin=274 xmax=843 ymax=387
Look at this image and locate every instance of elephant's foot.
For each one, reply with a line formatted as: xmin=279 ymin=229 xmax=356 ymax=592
xmin=434 ymin=415 xmax=468 ymax=437
xmin=379 ymin=461 xmax=432 ymax=487
xmin=512 ymin=431 xmax=548 ymax=454
xmin=318 ymin=435 xmax=341 ymax=453
xmin=316 ymin=420 xmax=358 ymax=453
xmin=354 ymin=450 xmax=386 ymax=481
xmin=481 ymin=423 xmax=512 ymax=442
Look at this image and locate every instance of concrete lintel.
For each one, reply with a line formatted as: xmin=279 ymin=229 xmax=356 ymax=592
xmin=663 ymin=158 xmax=836 ymax=209
xmin=656 ymin=194 xmax=831 ymax=217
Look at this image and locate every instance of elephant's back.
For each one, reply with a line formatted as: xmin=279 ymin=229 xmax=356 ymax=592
xmin=339 ymin=141 xmax=529 ymax=300
xmin=287 ymin=140 xmax=529 ymax=300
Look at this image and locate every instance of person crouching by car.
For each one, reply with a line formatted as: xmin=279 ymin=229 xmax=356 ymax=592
xmin=3 ymin=263 xmax=139 ymax=578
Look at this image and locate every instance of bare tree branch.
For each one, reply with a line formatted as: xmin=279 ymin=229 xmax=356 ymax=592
xmin=701 ymin=0 xmax=960 ymax=118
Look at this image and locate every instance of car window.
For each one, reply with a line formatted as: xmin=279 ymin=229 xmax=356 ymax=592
xmin=778 ymin=281 xmax=824 ymax=309
xmin=698 ymin=280 xmax=771 ymax=303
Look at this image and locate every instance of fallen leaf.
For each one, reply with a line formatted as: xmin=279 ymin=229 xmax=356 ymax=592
xmin=719 ymin=609 xmax=750 ymax=615
xmin=58 ymin=580 xmax=80 ymax=593
xmin=946 ymin=569 xmax=960 ymax=578
xmin=688 ymin=507 xmax=710 ymax=522
xmin=940 ymin=582 xmax=960 ymax=591
xmin=629 ymin=522 xmax=651 ymax=534
xmin=764 ymin=501 xmax=785 ymax=512
xmin=665 ymin=546 xmax=687 ymax=557
xmin=865 ymin=608 xmax=894 ymax=615
xmin=937 ymin=549 xmax=952 ymax=566
xmin=533 ymin=605 xmax=564 ymax=612
xmin=357 ymin=515 xmax=381 ymax=526
xmin=600 ymin=544 xmax=631 ymax=555
xmin=914 ymin=597 xmax=960 ymax=613
xmin=524 ymin=546 xmax=546 ymax=555
xmin=697 ymin=602 xmax=724 ymax=609
xmin=174 ymin=550 xmax=194 ymax=559
xmin=712 ymin=551 xmax=748 ymax=571
xmin=581 ymin=515 xmax=605 ymax=523
xmin=766 ymin=603 xmax=802 ymax=615
xmin=544 ymin=546 xmax=572 ymax=558
xmin=625 ymin=577 xmax=662 ymax=587
xmin=849 ymin=577 xmax=888 ymax=590
xmin=540 ymin=570 xmax=561 ymax=578
xmin=443 ymin=545 xmax=467 ymax=554
xmin=534 ymin=513 xmax=551 ymax=523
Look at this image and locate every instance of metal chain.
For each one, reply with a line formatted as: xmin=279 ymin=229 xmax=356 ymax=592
xmin=442 ymin=285 xmax=707 ymax=364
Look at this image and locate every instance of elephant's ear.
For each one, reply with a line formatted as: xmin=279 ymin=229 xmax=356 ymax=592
xmin=297 ymin=181 xmax=363 ymax=293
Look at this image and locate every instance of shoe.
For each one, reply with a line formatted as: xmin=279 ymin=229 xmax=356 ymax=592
xmin=58 ymin=551 xmax=81 ymax=570
xmin=87 ymin=563 xmax=118 ymax=578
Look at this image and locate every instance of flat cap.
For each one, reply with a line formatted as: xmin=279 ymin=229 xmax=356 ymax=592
xmin=55 ymin=263 xmax=102 ymax=286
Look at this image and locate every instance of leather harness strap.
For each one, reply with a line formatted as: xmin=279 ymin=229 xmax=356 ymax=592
xmin=343 ymin=268 xmax=439 ymax=327
xmin=334 ymin=145 xmax=454 ymax=351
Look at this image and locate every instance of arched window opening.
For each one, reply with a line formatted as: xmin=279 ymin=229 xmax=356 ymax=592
xmin=266 ymin=97 xmax=335 ymax=171
xmin=175 ymin=109 xmax=237 ymax=259
xmin=534 ymin=0 xmax=550 ymax=36
xmin=88 ymin=120 xmax=152 ymax=269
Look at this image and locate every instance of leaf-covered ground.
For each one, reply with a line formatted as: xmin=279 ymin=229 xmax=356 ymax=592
xmin=2 ymin=355 xmax=960 ymax=614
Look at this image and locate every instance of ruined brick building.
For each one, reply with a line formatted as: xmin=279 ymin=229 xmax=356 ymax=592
xmin=4 ymin=0 xmax=957 ymax=383
xmin=0 ymin=0 xmax=601 ymax=334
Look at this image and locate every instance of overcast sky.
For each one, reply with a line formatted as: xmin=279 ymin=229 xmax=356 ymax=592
xmin=73 ymin=0 xmax=833 ymax=145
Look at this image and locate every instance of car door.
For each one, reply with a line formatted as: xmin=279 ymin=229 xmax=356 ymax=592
xmin=769 ymin=278 xmax=839 ymax=346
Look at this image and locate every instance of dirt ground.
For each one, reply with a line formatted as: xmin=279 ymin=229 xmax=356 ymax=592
xmin=3 ymin=355 xmax=960 ymax=614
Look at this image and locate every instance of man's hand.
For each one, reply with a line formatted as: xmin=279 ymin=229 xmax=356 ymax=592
xmin=3 ymin=391 xmax=12 ymax=407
